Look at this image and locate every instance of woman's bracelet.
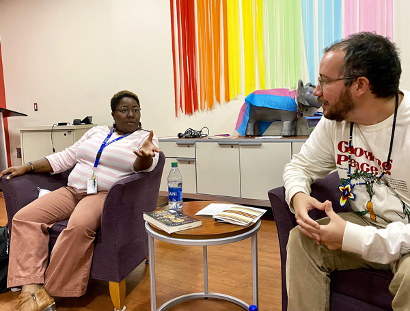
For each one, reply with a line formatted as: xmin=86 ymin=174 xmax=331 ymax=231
xmin=28 ymin=161 xmax=34 ymax=173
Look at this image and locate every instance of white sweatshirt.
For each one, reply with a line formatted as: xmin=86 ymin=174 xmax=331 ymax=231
xmin=284 ymin=90 xmax=410 ymax=264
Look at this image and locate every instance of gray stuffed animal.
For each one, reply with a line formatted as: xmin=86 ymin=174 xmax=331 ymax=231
xmin=244 ymin=80 xmax=322 ymax=136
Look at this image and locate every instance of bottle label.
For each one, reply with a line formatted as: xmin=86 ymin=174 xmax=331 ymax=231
xmin=168 ymin=187 xmax=182 ymax=202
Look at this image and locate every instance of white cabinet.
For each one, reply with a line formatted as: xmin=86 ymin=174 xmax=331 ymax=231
xmin=159 ymin=141 xmax=196 ymax=194
xmin=240 ymin=142 xmax=291 ymax=200
xmin=292 ymin=142 xmax=305 ymax=156
xmin=196 ymin=142 xmax=240 ymax=197
xmin=20 ymin=124 xmax=96 ymax=164
xmin=159 ymin=137 xmax=307 ymax=205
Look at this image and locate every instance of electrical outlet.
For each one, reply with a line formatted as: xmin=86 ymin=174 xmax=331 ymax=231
xmin=34 ymin=103 xmax=38 ymax=111
xmin=16 ymin=148 xmax=21 ymax=158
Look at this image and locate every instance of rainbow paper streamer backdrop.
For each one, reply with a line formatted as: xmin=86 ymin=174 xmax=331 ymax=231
xmin=170 ymin=0 xmax=393 ymax=116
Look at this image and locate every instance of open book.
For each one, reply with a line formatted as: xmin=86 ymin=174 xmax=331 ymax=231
xmin=195 ymin=203 xmax=266 ymax=226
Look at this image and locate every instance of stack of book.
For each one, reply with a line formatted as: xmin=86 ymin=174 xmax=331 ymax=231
xmin=143 ymin=209 xmax=202 ymax=234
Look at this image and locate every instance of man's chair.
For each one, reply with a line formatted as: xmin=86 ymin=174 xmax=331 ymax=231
xmin=268 ymin=171 xmax=394 ymax=311
xmin=0 ymin=152 xmax=165 ymax=311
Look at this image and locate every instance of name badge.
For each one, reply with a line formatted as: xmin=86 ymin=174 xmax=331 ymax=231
xmin=87 ymin=174 xmax=97 ymax=194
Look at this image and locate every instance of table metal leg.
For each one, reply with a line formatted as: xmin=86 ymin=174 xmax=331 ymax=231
xmin=203 ymin=245 xmax=208 ymax=294
xmin=252 ymin=233 xmax=258 ymax=307
xmin=149 ymin=235 xmax=156 ymax=311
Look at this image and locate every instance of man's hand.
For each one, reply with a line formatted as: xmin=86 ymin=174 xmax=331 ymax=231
xmin=133 ymin=130 xmax=161 ymax=158
xmin=318 ymin=201 xmax=346 ymax=250
xmin=293 ymin=192 xmax=327 ymax=244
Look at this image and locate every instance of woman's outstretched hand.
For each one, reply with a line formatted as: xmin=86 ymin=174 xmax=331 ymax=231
xmin=132 ymin=130 xmax=161 ymax=172
xmin=133 ymin=130 xmax=161 ymax=158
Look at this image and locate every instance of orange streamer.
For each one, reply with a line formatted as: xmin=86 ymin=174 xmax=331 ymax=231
xmin=205 ymin=0 xmax=213 ymax=109
xmin=212 ymin=0 xmax=221 ymax=105
xmin=196 ymin=0 xmax=206 ymax=110
xmin=169 ymin=0 xmax=179 ymax=116
xmin=187 ymin=0 xmax=198 ymax=113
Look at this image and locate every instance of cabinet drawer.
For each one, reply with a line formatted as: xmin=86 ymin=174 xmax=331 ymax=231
xmin=159 ymin=141 xmax=196 ymax=158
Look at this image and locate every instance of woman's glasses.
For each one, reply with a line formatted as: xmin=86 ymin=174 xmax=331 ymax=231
xmin=115 ymin=107 xmax=141 ymax=115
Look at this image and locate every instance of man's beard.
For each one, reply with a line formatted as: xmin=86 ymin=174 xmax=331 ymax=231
xmin=322 ymin=87 xmax=357 ymax=122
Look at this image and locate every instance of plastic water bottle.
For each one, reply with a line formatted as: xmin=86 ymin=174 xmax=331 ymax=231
xmin=249 ymin=305 xmax=257 ymax=311
xmin=168 ymin=162 xmax=183 ymax=209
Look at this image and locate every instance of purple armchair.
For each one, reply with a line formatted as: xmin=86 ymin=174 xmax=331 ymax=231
xmin=268 ymin=171 xmax=394 ymax=311
xmin=0 ymin=152 xmax=165 ymax=310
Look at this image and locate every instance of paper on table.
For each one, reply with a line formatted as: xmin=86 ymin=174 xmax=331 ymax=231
xmin=195 ymin=203 xmax=243 ymax=216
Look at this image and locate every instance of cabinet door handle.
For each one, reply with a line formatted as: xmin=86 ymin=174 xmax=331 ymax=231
xmin=239 ymin=142 xmax=263 ymax=146
xmin=176 ymin=158 xmax=196 ymax=162
xmin=218 ymin=142 xmax=239 ymax=145
xmin=176 ymin=142 xmax=195 ymax=146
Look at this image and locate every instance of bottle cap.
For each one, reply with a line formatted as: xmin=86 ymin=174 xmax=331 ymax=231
xmin=171 ymin=162 xmax=178 ymax=167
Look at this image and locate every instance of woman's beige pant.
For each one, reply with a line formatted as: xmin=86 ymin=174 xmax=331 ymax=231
xmin=286 ymin=212 xmax=410 ymax=311
xmin=7 ymin=187 xmax=107 ymax=297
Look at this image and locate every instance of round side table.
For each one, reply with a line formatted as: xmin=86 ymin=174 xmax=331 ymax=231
xmin=146 ymin=201 xmax=260 ymax=311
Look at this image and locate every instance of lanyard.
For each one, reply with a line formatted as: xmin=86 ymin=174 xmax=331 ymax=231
xmin=93 ymin=127 xmax=136 ymax=168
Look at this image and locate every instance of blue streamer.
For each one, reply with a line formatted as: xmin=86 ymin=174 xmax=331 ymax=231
xmin=318 ymin=0 xmax=324 ymax=62
xmin=324 ymin=0 xmax=333 ymax=45
xmin=318 ymin=0 xmax=343 ymax=65
xmin=333 ymin=0 xmax=343 ymax=41
xmin=301 ymin=0 xmax=315 ymax=84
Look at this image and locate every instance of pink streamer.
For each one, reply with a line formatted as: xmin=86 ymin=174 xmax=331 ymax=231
xmin=359 ymin=0 xmax=393 ymax=37
xmin=386 ymin=0 xmax=393 ymax=38
xmin=344 ymin=0 xmax=358 ymax=37
xmin=345 ymin=0 xmax=392 ymax=38
xmin=253 ymin=89 xmax=297 ymax=98
xmin=359 ymin=0 xmax=378 ymax=33
xmin=235 ymin=103 xmax=247 ymax=130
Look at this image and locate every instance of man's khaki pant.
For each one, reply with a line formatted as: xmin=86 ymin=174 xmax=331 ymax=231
xmin=7 ymin=187 xmax=107 ymax=297
xmin=287 ymin=212 xmax=410 ymax=311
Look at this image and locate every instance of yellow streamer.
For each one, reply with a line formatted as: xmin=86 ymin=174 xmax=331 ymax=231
xmin=255 ymin=0 xmax=265 ymax=90
xmin=242 ymin=0 xmax=256 ymax=96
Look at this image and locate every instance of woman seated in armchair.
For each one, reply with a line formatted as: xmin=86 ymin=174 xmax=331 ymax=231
xmin=0 ymin=90 xmax=161 ymax=311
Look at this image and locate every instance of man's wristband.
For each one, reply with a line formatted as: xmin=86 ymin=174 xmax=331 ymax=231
xmin=28 ymin=161 xmax=34 ymax=173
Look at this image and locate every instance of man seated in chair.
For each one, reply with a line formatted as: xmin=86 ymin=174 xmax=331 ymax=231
xmin=284 ymin=32 xmax=410 ymax=311
xmin=0 ymin=90 xmax=161 ymax=311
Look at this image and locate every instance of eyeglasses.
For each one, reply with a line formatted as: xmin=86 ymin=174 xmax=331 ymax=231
xmin=317 ymin=76 xmax=358 ymax=92
xmin=115 ymin=107 xmax=141 ymax=115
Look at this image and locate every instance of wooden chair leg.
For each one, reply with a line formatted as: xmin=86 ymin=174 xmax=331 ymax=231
xmin=109 ymin=279 xmax=126 ymax=311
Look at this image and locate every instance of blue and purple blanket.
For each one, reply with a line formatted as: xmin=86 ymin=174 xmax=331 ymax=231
xmin=235 ymin=89 xmax=297 ymax=136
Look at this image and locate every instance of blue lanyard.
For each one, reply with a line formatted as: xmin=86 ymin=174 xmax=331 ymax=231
xmin=93 ymin=127 xmax=136 ymax=168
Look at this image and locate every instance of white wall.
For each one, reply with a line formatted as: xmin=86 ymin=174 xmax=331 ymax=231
xmin=1 ymin=0 xmax=410 ymax=166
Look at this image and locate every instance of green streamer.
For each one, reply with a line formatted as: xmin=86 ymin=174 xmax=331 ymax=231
xmin=267 ymin=0 xmax=304 ymax=89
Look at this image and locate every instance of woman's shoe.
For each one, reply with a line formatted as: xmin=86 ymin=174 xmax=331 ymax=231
xmin=17 ymin=288 xmax=56 ymax=311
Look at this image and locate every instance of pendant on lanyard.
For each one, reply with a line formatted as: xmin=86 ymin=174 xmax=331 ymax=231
xmin=87 ymin=127 xmax=136 ymax=194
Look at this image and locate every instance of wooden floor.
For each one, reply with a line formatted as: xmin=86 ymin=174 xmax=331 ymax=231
xmin=0 ymin=193 xmax=282 ymax=311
